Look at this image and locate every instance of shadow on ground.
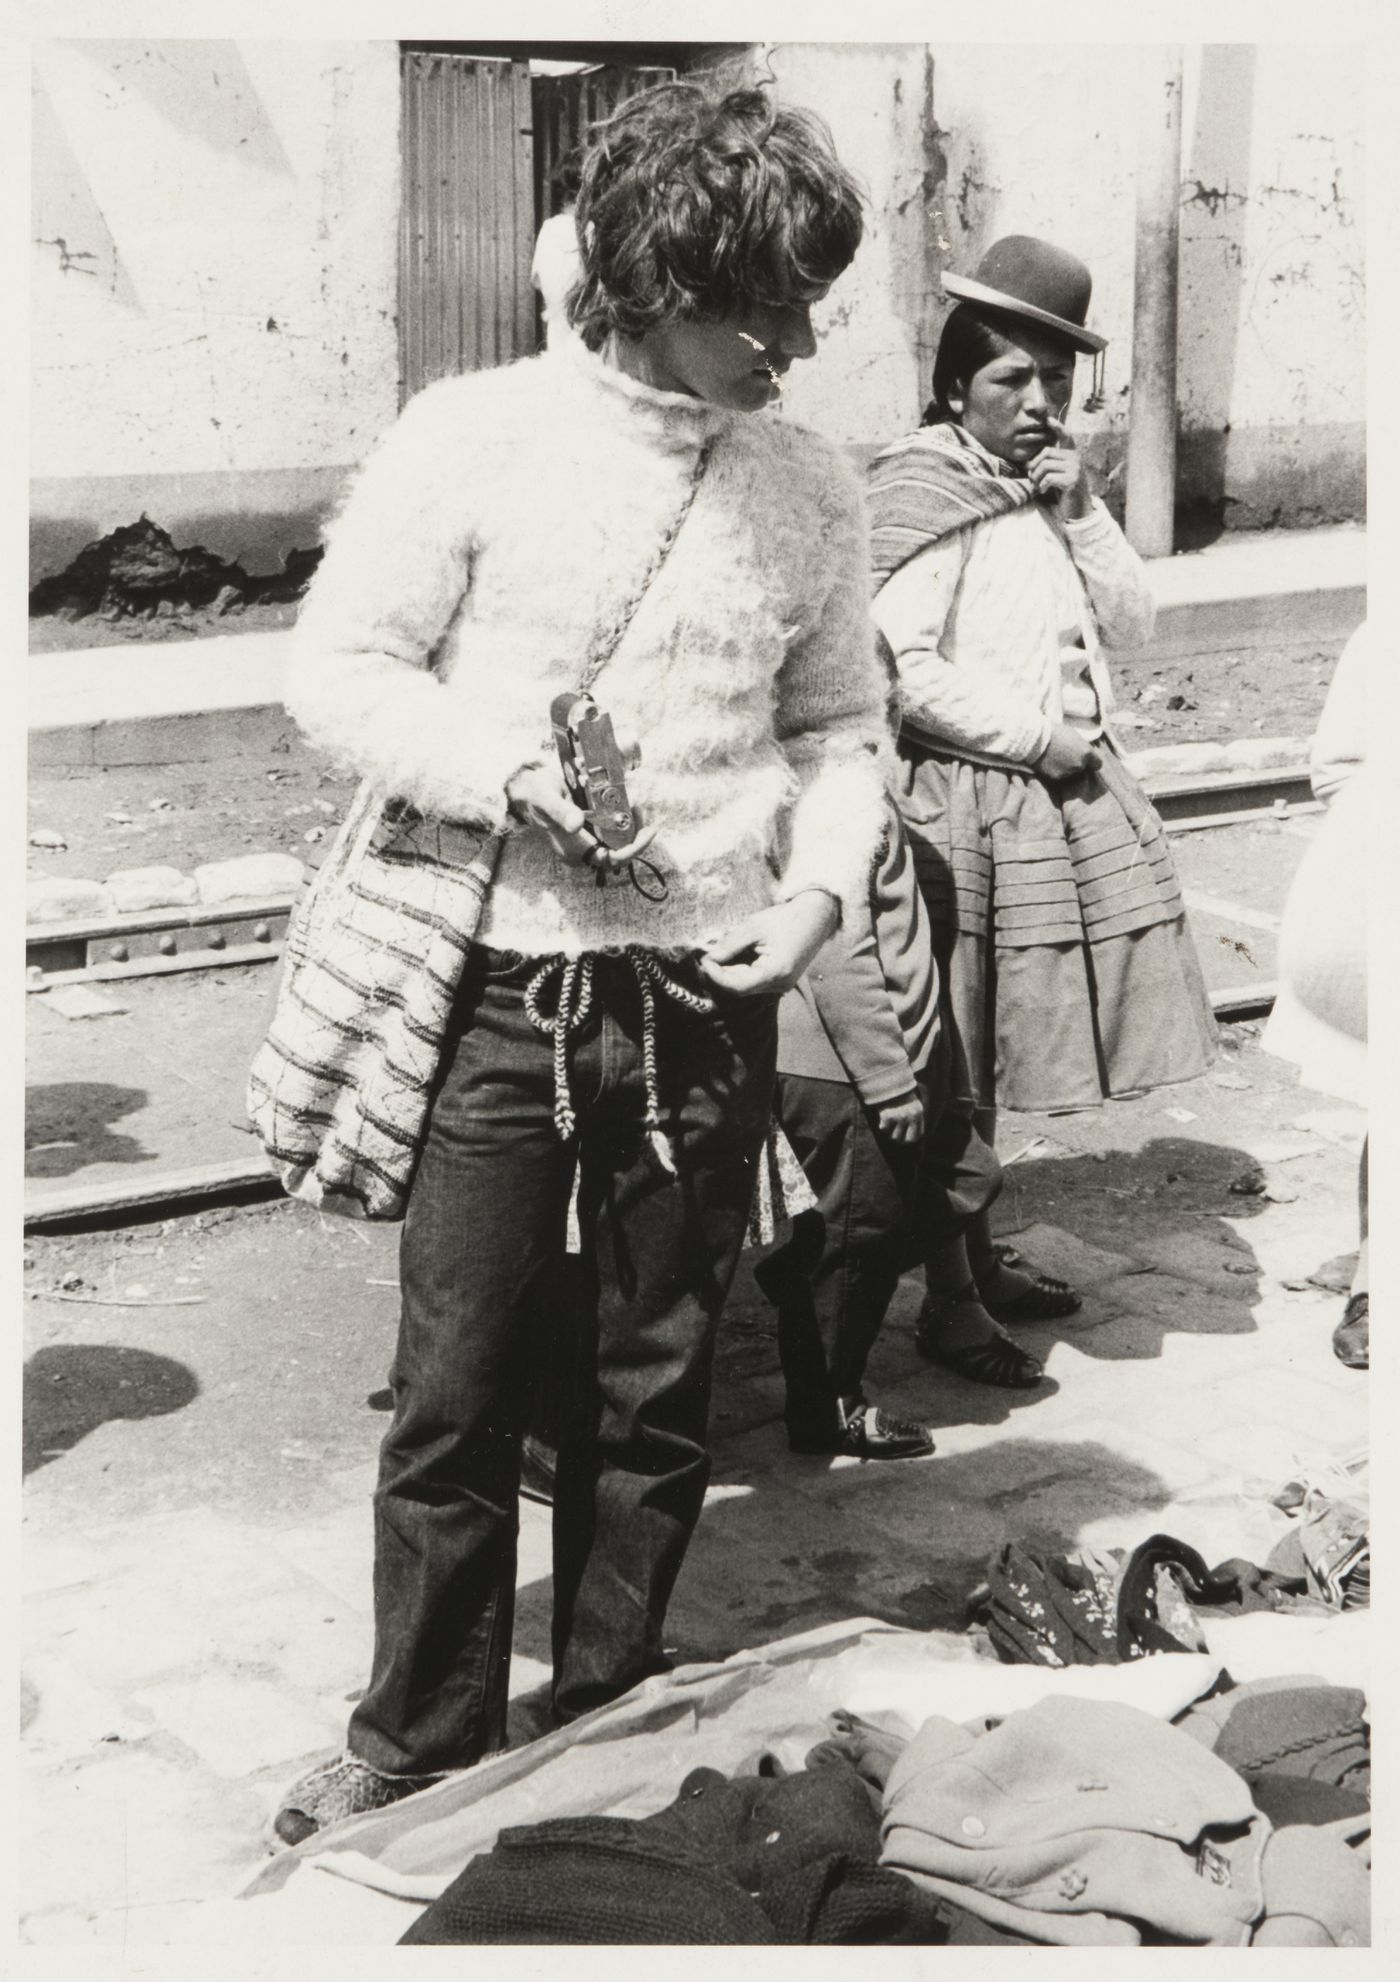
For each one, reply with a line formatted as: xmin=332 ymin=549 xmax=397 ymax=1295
xmin=509 ymin=1431 xmax=1174 ymax=1685
xmin=23 ymin=1343 xmax=200 ymax=1475
xmin=25 ymin=1082 xmax=149 ymax=1178
xmin=987 ymin=1134 xmax=1269 ymax=1363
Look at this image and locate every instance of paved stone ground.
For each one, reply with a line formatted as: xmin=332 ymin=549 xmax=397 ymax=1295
xmin=20 ymin=1015 xmax=1368 ymax=1946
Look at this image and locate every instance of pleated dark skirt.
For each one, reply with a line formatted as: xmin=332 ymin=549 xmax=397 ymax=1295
xmin=897 ymin=740 xmax=1218 ymax=1112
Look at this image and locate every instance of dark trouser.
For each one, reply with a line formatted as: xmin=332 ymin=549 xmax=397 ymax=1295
xmin=348 ymin=946 xmax=777 ymax=1776
xmin=762 ymin=1051 xmax=999 ymax=1442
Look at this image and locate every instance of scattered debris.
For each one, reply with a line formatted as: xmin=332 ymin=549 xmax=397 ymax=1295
xmin=1161 ymin=1107 xmax=1197 ymax=1124
xmin=1229 ymin=1167 xmax=1268 ymax=1197
xmin=29 ymin=830 xmax=68 ymax=851
xmin=48 ymin=1291 xmax=209 ymax=1308
xmin=1211 ymin=1069 xmax=1252 ymax=1090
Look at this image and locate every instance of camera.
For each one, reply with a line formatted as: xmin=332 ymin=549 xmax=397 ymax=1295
xmin=550 ymin=693 xmax=639 ymax=850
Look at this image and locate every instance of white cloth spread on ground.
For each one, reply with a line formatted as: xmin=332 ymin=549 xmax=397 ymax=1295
xmin=287 ymin=334 xmax=890 ymax=957
xmin=233 ymin=1618 xmax=1222 ymax=1939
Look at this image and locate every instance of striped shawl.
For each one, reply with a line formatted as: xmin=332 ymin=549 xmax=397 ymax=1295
xmin=867 ymin=423 xmax=1032 ymax=595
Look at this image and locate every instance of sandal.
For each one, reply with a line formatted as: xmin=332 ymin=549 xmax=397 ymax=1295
xmin=1332 ymin=1292 xmax=1368 ymax=1371
xmin=915 ymin=1289 xmax=1046 ymax=1391
xmin=977 ymin=1243 xmax=1082 ymax=1325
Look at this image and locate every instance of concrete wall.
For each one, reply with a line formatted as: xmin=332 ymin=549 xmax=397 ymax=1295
xmin=29 ymin=36 xmax=1363 ymax=591
xmin=30 ymin=39 xmax=401 ymax=582
xmin=748 ymin=43 xmax=940 ymax=448
xmin=924 ymin=40 xmax=1364 ymax=531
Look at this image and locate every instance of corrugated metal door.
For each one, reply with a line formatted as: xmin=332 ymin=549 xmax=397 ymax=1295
xmin=399 ymin=52 xmax=536 ymax=400
xmin=531 ymin=63 xmax=674 ymax=222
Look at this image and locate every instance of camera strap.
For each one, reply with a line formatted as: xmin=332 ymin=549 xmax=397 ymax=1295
xmin=576 ymin=436 xmax=714 ymax=695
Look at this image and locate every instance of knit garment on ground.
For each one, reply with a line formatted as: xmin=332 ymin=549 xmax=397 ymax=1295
xmin=287 ymin=333 xmax=890 ymax=958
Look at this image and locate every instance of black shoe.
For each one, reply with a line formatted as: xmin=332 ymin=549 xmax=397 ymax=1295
xmin=915 ymin=1290 xmax=1046 ymax=1389
xmin=977 ymin=1244 xmax=1082 ymax=1325
xmin=790 ymin=1400 xmax=934 ymax=1462
xmin=520 ymin=1436 xmax=557 ymax=1506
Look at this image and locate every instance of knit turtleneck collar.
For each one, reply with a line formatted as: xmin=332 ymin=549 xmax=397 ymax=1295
xmin=554 ymin=329 xmax=738 ymax=450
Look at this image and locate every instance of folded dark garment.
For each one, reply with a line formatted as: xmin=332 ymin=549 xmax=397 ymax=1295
xmin=1247 ymin=1773 xmax=1370 ymax=1829
xmin=400 ymin=1819 xmax=781 ymax=1944
xmin=975 ymin=1541 xmax=1121 ymax=1666
xmin=403 ymin=1762 xmax=905 ymax=1947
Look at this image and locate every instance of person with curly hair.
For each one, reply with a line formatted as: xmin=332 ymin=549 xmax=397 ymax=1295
xmin=271 ymin=82 xmax=888 ymax=1844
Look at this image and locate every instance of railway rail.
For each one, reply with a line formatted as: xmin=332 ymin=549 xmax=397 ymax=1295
xmin=24 ymin=764 xmax=1307 ymax=1229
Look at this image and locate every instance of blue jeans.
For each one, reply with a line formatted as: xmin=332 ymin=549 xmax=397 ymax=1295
xmin=348 ymin=946 xmax=777 ymax=1775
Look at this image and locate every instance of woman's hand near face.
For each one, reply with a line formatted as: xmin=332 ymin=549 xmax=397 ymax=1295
xmin=1026 ymin=417 xmax=1092 ymax=519
xmin=505 ymin=760 xmax=658 ymax=871
xmin=699 ymin=890 xmax=840 ymax=997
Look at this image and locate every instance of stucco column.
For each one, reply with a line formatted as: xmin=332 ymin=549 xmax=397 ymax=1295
xmin=1125 ymin=48 xmax=1184 ymax=558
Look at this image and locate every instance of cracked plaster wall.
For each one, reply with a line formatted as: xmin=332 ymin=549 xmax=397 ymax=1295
xmin=749 ymin=43 xmax=942 ymax=448
xmin=30 ymin=37 xmax=1363 ymax=583
xmin=928 ymin=42 xmax=1364 ymax=529
xmin=30 ymin=39 xmax=400 ymax=581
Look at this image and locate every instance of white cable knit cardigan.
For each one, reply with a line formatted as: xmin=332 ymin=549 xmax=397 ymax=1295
xmin=872 ymin=432 xmax=1156 ymax=768
xmin=287 ymin=335 xmax=889 ymax=959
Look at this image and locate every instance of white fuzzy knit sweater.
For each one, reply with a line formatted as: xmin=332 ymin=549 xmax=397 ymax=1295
xmin=872 ymin=431 xmax=1156 ymax=767
xmin=288 ymin=334 xmax=889 ymax=958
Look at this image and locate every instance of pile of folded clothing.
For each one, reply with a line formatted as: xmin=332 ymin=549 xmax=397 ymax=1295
xmin=404 ymin=1666 xmax=1369 ymax=1946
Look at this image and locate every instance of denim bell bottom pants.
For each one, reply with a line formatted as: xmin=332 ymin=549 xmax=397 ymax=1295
xmin=347 ymin=945 xmax=777 ymax=1776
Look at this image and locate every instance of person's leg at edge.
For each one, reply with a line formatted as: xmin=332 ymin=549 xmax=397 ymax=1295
xmin=1333 ymin=1136 xmax=1369 ymax=1369
xmin=962 ymin=1104 xmax=1081 ymax=1322
xmin=762 ymin=1074 xmax=932 ymax=1457
xmin=918 ymin=1104 xmax=1045 ymax=1387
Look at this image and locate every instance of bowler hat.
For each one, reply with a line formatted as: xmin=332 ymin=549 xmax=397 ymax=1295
xmin=943 ymin=236 xmax=1106 ymax=353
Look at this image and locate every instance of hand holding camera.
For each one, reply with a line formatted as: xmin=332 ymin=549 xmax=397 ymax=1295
xmin=505 ymin=695 xmax=657 ymax=875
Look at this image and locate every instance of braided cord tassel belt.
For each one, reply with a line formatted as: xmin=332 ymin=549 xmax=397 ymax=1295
xmin=522 ymin=949 xmax=715 ymax=1175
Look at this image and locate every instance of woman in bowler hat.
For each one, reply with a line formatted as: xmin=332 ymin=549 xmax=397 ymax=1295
xmin=866 ymin=235 xmax=1216 ymax=1387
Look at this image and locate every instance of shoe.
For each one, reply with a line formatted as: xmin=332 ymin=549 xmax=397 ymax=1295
xmin=977 ymin=1243 xmax=1082 ymax=1325
xmin=790 ymin=1401 xmax=934 ymax=1462
xmin=520 ymin=1435 xmax=557 ymax=1507
xmin=271 ymin=1751 xmax=444 ymax=1849
xmin=915 ymin=1288 xmax=1046 ymax=1390
xmin=1332 ymin=1292 xmax=1368 ymax=1370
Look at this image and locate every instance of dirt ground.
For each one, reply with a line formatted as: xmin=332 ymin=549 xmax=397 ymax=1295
xmin=27 ymin=750 xmax=360 ymax=885
xmin=26 ymin=633 xmax=1334 ymax=888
